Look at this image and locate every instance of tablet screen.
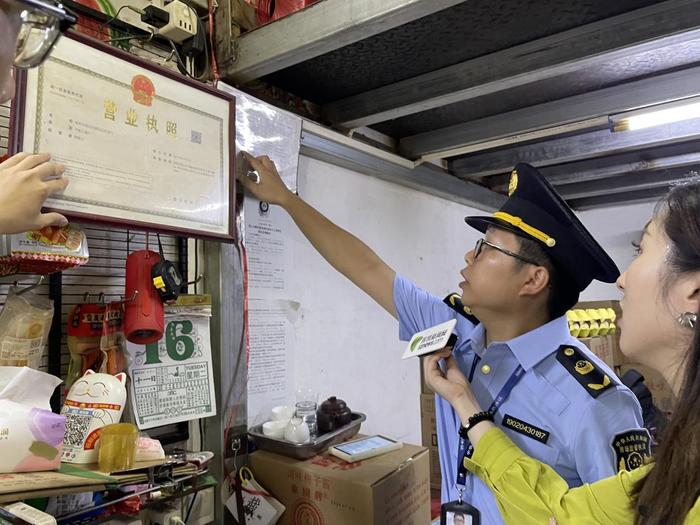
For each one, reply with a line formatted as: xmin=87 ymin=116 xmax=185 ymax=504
xmin=335 ymin=436 xmax=395 ymax=455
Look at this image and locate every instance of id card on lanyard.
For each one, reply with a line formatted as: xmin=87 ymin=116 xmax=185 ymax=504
xmin=440 ymin=359 xmax=526 ymax=525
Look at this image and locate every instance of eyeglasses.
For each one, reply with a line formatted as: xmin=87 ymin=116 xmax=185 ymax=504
xmin=473 ymin=238 xmax=540 ymax=266
xmin=12 ymin=0 xmax=77 ymax=69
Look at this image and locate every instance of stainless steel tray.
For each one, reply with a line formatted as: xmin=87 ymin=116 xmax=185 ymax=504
xmin=248 ymin=412 xmax=366 ymax=460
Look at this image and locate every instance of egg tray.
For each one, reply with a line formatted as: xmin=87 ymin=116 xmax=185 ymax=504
xmin=248 ymin=412 xmax=366 ymax=460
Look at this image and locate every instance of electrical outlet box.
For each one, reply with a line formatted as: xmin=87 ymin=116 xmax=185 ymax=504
xmin=113 ymin=0 xmax=165 ymax=33
xmin=159 ymin=0 xmax=198 ymax=43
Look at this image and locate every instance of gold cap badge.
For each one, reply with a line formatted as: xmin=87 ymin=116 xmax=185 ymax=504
xmin=508 ymin=170 xmax=518 ymax=196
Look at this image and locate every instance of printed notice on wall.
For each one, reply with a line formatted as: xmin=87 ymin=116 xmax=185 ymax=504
xmin=247 ymin=299 xmax=298 ymax=426
xmin=217 ymin=83 xmax=302 ymax=425
xmin=126 ymin=299 xmax=216 ymax=430
xmin=243 ymin=196 xmax=296 ymax=298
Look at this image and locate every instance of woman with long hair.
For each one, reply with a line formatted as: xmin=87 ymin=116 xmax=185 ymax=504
xmin=425 ymin=182 xmax=700 ymax=525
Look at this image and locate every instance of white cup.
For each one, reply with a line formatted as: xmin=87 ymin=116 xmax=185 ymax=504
xmin=284 ymin=417 xmax=311 ymax=443
xmin=271 ymin=405 xmax=295 ymax=422
xmin=262 ymin=420 xmax=287 ymax=439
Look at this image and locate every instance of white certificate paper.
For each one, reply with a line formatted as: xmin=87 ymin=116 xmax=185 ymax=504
xmin=16 ymin=35 xmax=234 ymax=239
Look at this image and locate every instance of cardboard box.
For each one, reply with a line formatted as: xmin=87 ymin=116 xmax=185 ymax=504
xmin=618 ymin=363 xmax=676 ymax=415
xmin=581 ymin=334 xmax=626 ymax=368
xmin=251 ymin=442 xmax=430 ymax=525
xmin=576 ymin=300 xmax=621 ymax=317
xmin=420 ymin=393 xmax=441 ymax=491
xmin=427 ymin=447 xmax=441 ymax=493
xmin=420 ymin=394 xmax=436 ymax=447
xmin=419 ymin=356 xmax=431 ymax=394
xmin=576 ymin=300 xmax=627 ymax=367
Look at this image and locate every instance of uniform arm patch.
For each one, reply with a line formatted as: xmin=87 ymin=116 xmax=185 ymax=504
xmin=443 ymin=293 xmax=480 ymax=324
xmin=556 ymin=345 xmax=614 ymax=398
xmin=502 ymin=413 xmax=550 ymax=444
xmin=611 ymin=428 xmax=652 ymax=472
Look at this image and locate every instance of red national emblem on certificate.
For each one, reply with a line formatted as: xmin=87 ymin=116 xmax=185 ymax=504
xmin=131 ymin=74 xmax=156 ymax=106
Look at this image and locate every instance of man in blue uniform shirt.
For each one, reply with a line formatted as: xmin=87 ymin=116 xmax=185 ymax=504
xmin=238 ymin=154 xmax=648 ymax=525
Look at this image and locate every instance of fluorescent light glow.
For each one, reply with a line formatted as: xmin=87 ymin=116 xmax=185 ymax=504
xmin=612 ymin=98 xmax=700 ymax=132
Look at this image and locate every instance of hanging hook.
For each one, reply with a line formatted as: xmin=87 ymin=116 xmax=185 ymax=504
xmin=116 ymin=290 xmax=139 ymax=305
xmin=98 ymin=292 xmax=106 ymax=304
xmin=15 ymin=275 xmax=45 ymax=296
xmin=232 ymin=440 xmax=242 ymax=475
xmin=83 ymin=291 xmax=91 ymax=303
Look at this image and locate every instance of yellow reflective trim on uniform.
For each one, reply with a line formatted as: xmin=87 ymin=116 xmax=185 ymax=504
xmin=493 ymin=211 xmax=557 ymax=247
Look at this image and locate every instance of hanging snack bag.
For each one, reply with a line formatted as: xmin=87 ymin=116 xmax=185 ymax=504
xmin=0 ymin=287 xmax=53 ymax=369
xmin=66 ymin=302 xmax=106 ymax=391
xmin=99 ymin=301 xmax=128 ymax=376
xmin=0 ymin=225 xmax=89 ymax=276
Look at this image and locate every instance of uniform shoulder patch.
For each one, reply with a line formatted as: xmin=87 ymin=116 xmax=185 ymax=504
xmin=555 ymin=345 xmax=615 ymax=398
xmin=443 ymin=293 xmax=479 ymax=324
xmin=611 ymin=428 xmax=652 ymax=472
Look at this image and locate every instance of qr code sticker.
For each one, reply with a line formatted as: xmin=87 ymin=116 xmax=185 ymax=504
xmin=191 ymin=130 xmax=202 ymax=144
xmin=64 ymin=413 xmax=91 ymax=446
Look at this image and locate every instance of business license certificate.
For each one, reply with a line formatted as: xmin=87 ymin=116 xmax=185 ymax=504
xmin=17 ymin=36 xmax=234 ymax=239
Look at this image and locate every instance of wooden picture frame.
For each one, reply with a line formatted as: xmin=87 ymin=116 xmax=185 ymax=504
xmin=10 ymin=32 xmax=236 ymax=241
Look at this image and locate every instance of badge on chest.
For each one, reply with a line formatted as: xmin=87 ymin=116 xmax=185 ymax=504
xmin=501 ymin=413 xmax=550 ymax=444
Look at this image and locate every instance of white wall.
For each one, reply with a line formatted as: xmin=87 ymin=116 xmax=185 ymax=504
xmin=289 ymin=156 xmax=482 ymax=444
xmin=288 ymin=156 xmax=658 ymax=444
xmin=577 ymin=201 xmax=656 ymax=300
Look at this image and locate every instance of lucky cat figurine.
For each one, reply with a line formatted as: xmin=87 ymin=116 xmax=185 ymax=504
xmin=60 ymin=369 xmax=127 ymax=463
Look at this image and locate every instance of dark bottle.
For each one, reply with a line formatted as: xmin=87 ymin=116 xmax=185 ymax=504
xmin=316 ymin=396 xmax=352 ymax=434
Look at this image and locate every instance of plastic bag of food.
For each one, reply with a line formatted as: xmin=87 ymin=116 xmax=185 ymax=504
xmin=0 ymin=287 xmax=53 ymax=368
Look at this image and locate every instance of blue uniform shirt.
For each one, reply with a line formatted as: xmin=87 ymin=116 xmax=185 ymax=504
xmin=394 ymin=274 xmax=646 ymax=525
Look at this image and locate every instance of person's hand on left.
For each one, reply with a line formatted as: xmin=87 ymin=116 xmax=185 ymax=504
xmin=0 ymin=152 xmax=69 ymax=234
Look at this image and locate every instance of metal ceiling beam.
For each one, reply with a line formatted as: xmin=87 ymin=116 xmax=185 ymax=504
xmin=489 ymin=143 xmax=700 ymax=192
xmin=557 ymin=166 xmax=699 ymax=200
xmin=221 ymin=0 xmax=469 ymax=83
xmin=399 ymin=66 xmax=700 ymax=160
xmin=300 ymin=122 xmax=505 ymax=212
xmin=569 ymin=187 xmax=669 ymax=211
xmin=323 ymin=0 xmax=700 ymax=128
xmin=451 ymin=118 xmax=700 ymax=179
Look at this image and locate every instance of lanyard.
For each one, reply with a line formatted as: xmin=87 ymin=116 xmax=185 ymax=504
xmin=456 ymin=363 xmax=525 ymax=487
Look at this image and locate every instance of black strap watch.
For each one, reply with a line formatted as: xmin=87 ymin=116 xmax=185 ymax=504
xmin=459 ymin=411 xmax=494 ymax=439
